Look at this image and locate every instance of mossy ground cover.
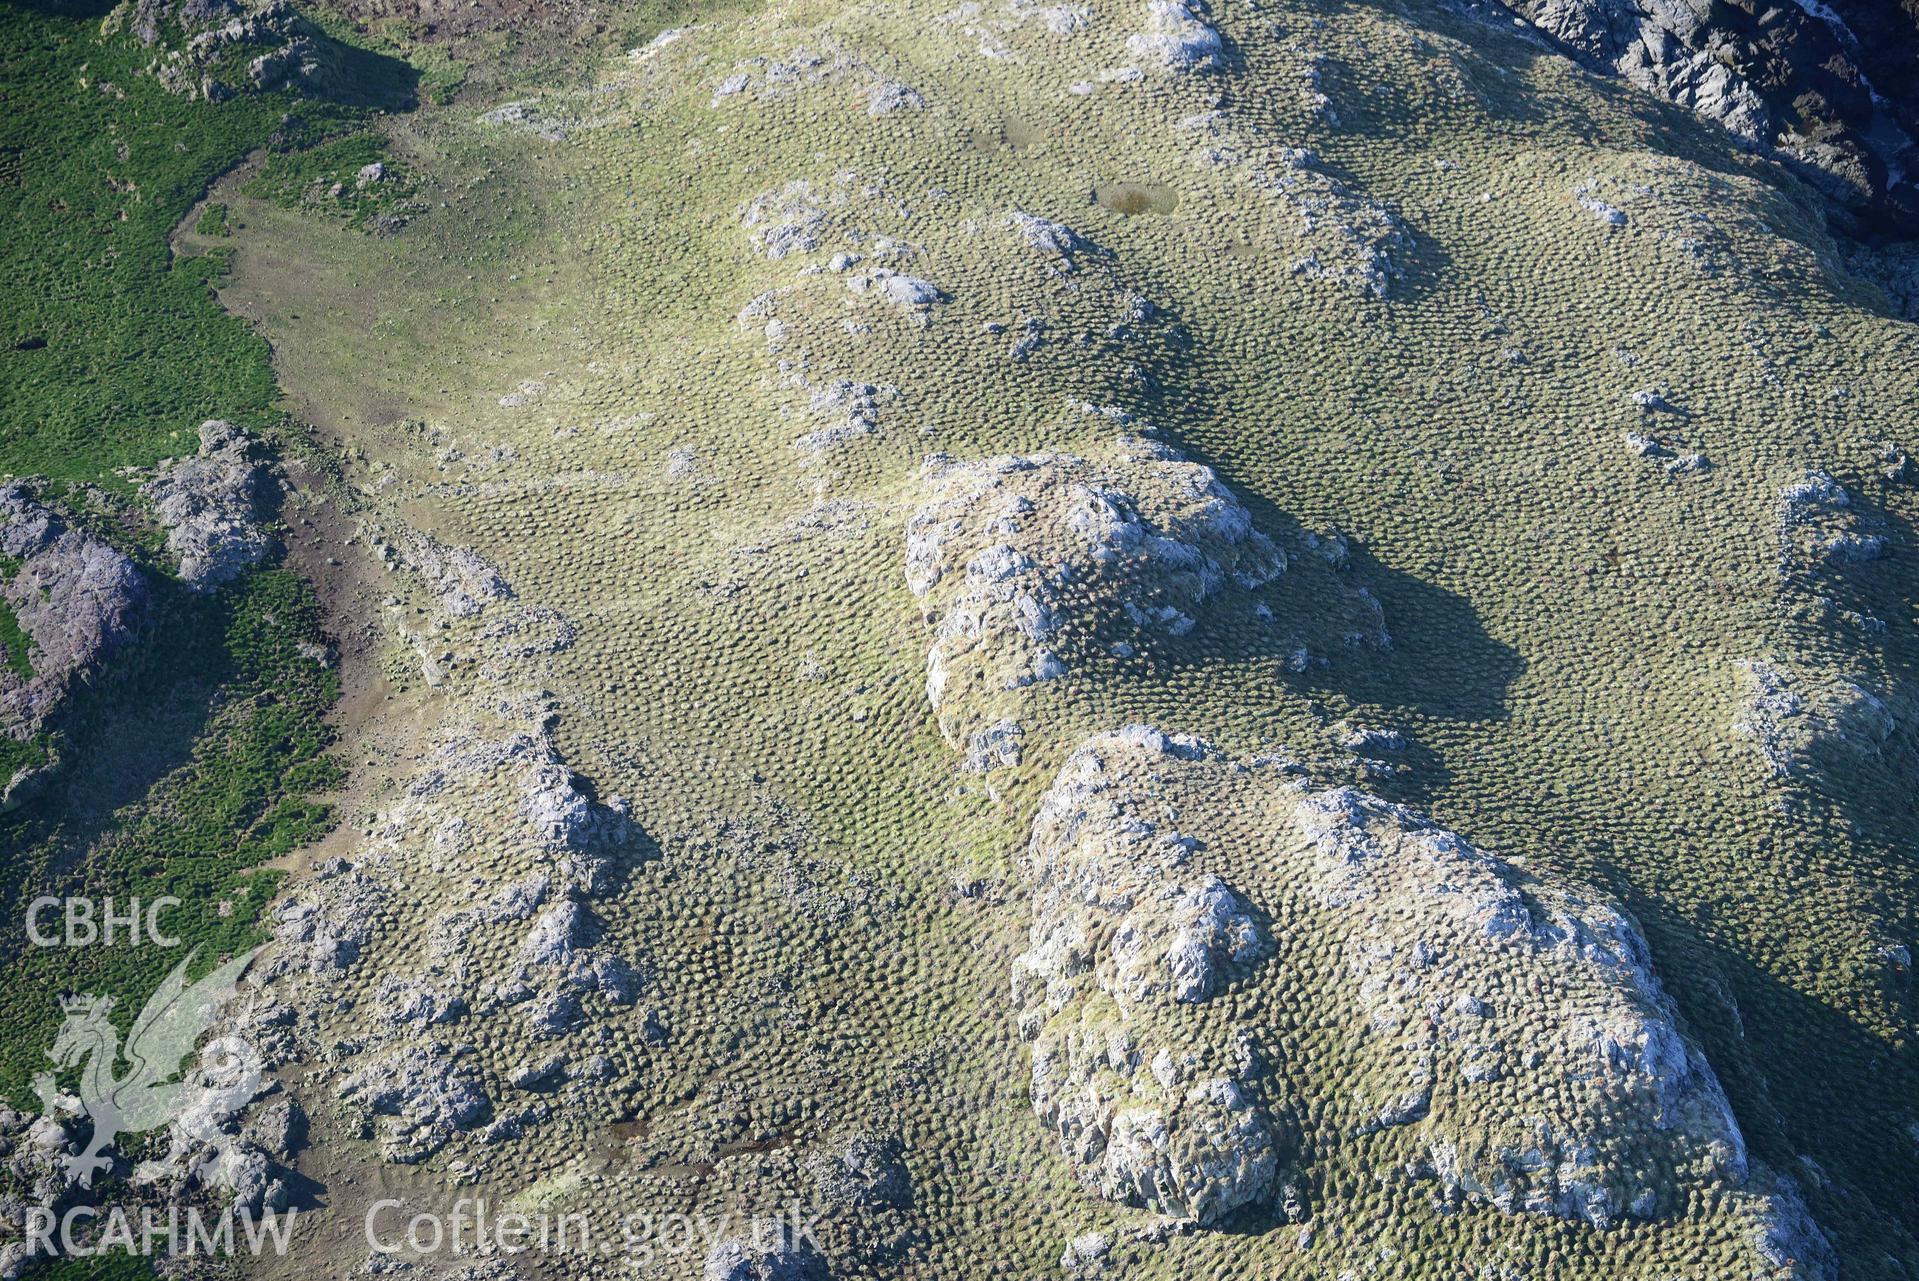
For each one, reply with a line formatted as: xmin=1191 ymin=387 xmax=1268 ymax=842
xmin=243 ymin=131 xmax=417 ymax=231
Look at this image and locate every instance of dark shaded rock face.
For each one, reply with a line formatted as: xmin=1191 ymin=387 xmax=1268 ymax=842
xmin=1508 ymin=0 xmax=1919 ymax=236
xmin=0 ymin=485 xmax=148 ymax=741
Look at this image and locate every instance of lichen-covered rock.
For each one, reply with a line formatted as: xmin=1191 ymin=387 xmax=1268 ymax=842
xmin=105 ymin=0 xmax=346 ymax=102
xmin=341 ymin=1044 xmax=491 ymax=1164
xmin=1296 ymin=780 xmax=1748 ymax=1225
xmin=1008 ymin=211 xmax=1103 ymax=273
xmin=141 ymin=419 xmax=280 ymax=591
xmin=1777 ymin=469 xmax=1886 ymax=573
xmin=1745 ymin=1166 xmax=1839 ymax=1281
xmin=1012 ymin=726 xmax=1277 ymax=1223
xmin=390 ymin=529 xmax=513 ymax=619
xmin=267 ymin=859 xmax=388 ymax=978
xmin=1013 ymin=727 xmax=1758 ymax=1230
xmin=1506 ymin=0 xmax=1919 ymax=231
xmin=740 ymin=180 xmax=833 ymax=259
xmin=1733 ymin=658 xmax=1894 ymax=780
xmin=705 ymin=1224 xmax=831 ymax=1281
xmin=1254 ymin=148 xmax=1408 ymax=299
xmin=865 ymin=80 xmax=925 ymax=116
xmin=807 ymin=1131 xmax=911 ymax=1208
xmin=904 ymin=436 xmax=1283 ymax=741
xmin=0 ymin=484 xmax=148 ymax=739
xmin=1127 ymin=0 xmax=1226 ymax=74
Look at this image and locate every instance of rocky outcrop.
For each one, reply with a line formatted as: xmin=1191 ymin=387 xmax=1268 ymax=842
xmin=1127 ymin=1 xmax=1227 ymax=74
xmin=1503 ymin=0 xmax=1919 ymax=233
xmin=1012 ymin=728 xmax=1278 ymax=1223
xmin=1746 ymin=1166 xmax=1840 ymax=1281
xmin=705 ymin=1225 xmax=832 ymax=1281
xmin=904 ymin=436 xmax=1283 ymax=741
xmin=1295 ymin=779 xmax=1748 ymax=1225
xmin=0 ymin=485 xmax=148 ymax=740
xmin=141 ymin=419 xmax=280 ymax=592
xmin=1733 ymin=657 xmax=1893 ymax=779
xmin=1185 ymin=126 xmax=1410 ymax=300
xmin=105 ymin=0 xmax=348 ymax=102
xmin=340 ymin=1044 xmax=491 ymax=1164
xmin=1013 ymin=727 xmax=1762 ymax=1232
xmin=1734 ymin=468 xmax=1903 ymax=782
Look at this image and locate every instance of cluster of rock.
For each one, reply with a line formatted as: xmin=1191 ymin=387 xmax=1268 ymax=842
xmin=903 ymin=435 xmax=1284 ymax=741
xmin=1008 ymin=211 xmax=1107 ymax=277
xmin=1255 ymin=148 xmax=1409 ymax=299
xmin=141 ymin=420 xmax=280 ymax=592
xmin=706 ymin=1224 xmax=833 ymax=1281
xmin=1010 ymin=726 xmax=1769 ymax=1234
xmin=1505 ymin=0 xmax=1919 ymax=233
xmin=476 ymin=99 xmax=593 ymax=142
xmin=105 ymin=0 xmax=343 ymax=102
xmin=0 ymin=485 xmax=148 ymax=741
xmin=706 ymin=42 xmax=926 ymax=120
xmin=383 ymin=528 xmax=514 ymax=620
xmin=269 ymin=706 xmax=652 ymax=1163
xmin=1733 ymin=658 xmax=1893 ymax=780
xmin=1776 ymin=469 xmax=1887 ymax=575
xmin=1183 ymin=114 xmax=1411 ymax=299
xmin=0 ymin=1052 xmax=308 ymax=1278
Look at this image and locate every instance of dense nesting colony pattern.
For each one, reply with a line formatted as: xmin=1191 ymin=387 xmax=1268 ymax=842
xmin=85 ymin=0 xmax=1919 ymax=1276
